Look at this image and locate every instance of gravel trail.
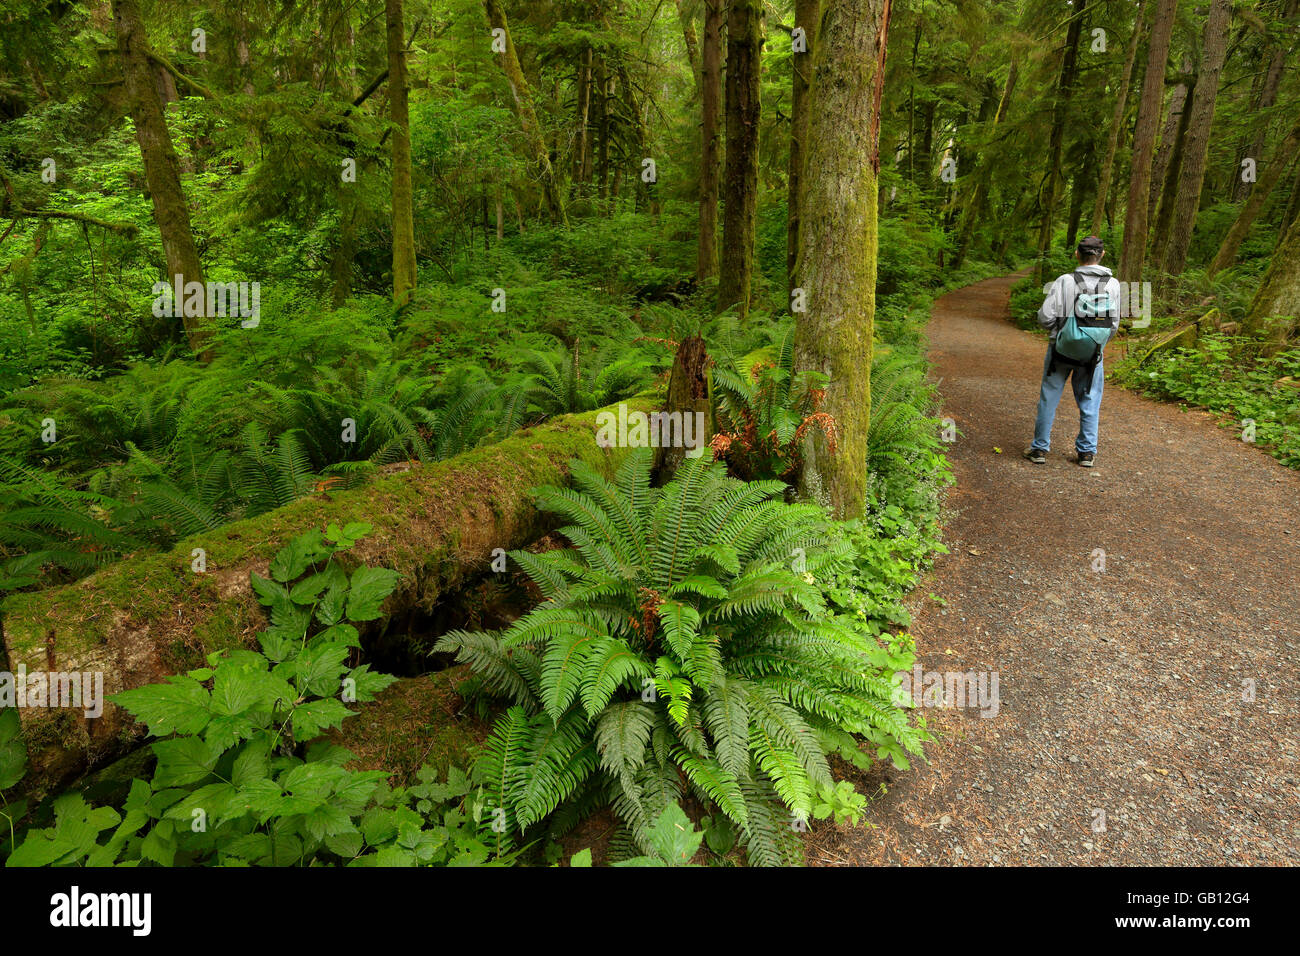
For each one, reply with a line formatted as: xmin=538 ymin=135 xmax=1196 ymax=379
xmin=811 ymin=272 xmax=1299 ymax=867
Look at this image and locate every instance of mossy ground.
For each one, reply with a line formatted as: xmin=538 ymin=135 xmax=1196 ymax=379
xmin=324 ymin=667 xmax=491 ymax=788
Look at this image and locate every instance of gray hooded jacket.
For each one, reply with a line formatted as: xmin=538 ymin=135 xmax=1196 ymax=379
xmin=1037 ymin=263 xmax=1122 ymax=342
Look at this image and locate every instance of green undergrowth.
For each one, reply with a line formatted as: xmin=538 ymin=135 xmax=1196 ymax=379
xmin=1114 ymin=334 xmax=1300 ymax=468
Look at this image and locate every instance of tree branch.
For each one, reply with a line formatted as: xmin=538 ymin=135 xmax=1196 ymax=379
xmin=146 ymin=51 xmax=218 ymax=100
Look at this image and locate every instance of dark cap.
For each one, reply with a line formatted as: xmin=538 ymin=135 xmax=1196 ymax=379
xmin=1078 ymin=235 xmax=1104 ymax=252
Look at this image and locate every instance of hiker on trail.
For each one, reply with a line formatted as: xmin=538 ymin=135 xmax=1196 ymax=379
xmin=1024 ymin=236 xmax=1121 ymax=468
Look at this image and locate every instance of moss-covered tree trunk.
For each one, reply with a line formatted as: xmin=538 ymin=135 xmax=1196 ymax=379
xmin=793 ymin=0 xmax=891 ymax=520
xmin=0 ymin=396 xmax=658 ymax=798
xmin=786 ymin=0 xmax=820 ymax=298
xmin=1091 ymin=0 xmax=1144 ymax=236
xmin=697 ymin=0 xmax=723 ymax=281
xmin=386 ymin=0 xmax=417 ymax=308
xmin=1118 ymin=0 xmax=1179 ymax=285
xmin=1208 ymin=116 xmax=1300 ymax=278
xmin=111 ymin=0 xmax=210 ymax=359
xmin=1232 ymin=0 xmax=1295 ymax=201
xmin=676 ymin=0 xmax=701 ymax=91
xmin=484 ymin=0 xmax=567 ymax=225
xmin=1243 ymin=214 xmax=1300 ymax=337
xmin=1153 ymin=0 xmax=1231 ymax=277
xmin=1283 ymin=162 xmax=1300 ymax=233
xmin=716 ymin=0 xmax=763 ymax=318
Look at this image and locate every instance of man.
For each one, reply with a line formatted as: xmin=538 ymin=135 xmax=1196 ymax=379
xmin=1024 ymin=235 xmax=1121 ymax=468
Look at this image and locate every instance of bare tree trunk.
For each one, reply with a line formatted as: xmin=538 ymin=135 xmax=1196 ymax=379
xmin=654 ymin=335 xmax=712 ymax=482
xmin=786 ymin=0 xmax=820 ymax=298
xmin=387 ymin=0 xmax=417 ymax=307
xmin=696 ymin=0 xmax=723 ymax=281
xmin=1065 ymin=169 xmax=1087 ymax=250
xmin=237 ymin=8 xmax=256 ymax=96
xmin=484 ymin=0 xmax=567 ymax=225
xmin=1117 ymin=0 xmax=1179 ymax=285
xmin=794 ymin=0 xmax=892 ymax=519
xmin=1091 ymin=0 xmax=1144 ymax=236
xmin=1034 ymin=0 xmax=1087 ymax=285
xmin=954 ymin=62 xmax=1017 ymax=268
xmin=1155 ymin=0 xmax=1232 ymax=277
xmin=111 ymin=0 xmax=210 ymax=359
xmin=596 ymin=58 xmax=610 ymax=203
xmin=716 ymin=0 xmax=763 ymax=318
xmin=1209 ymin=116 xmax=1300 ymax=277
xmin=574 ymin=47 xmax=593 ymax=184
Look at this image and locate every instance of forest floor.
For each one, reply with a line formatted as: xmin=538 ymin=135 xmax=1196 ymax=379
xmin=809 ymin=272 xmax=1299 ymax=866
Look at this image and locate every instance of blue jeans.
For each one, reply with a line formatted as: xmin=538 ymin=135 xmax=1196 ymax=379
xmin=1031 ymin=345 xmax=1104 ymax=455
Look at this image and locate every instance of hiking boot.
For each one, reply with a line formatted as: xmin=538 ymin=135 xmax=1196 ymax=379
xmin=1077 ymin=452 xmax=1095 ymax=467
xmin=1023 ymin=447 xmax=1047 ymax=464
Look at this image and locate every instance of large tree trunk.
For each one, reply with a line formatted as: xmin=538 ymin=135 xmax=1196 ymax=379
xmin=484 ymin=0 xmax=567 ymax=225
xmin=1147 ymin=64 xmax=1191 ymax=226
xmin=0 ymin=395 xmax=660 ymax=799
xmin=1033 ymin=0 xmax=1086 ymax=285
xmin=111 ymin=0 xmax=210 ymax=359
xmin=786 ymin=0 xmax=820 ymax=298
xmin=386 ymin=0 xmax=417 ymax=308
xmin=793 ymin=0 xmax=891 ymax=520
xmin=716 ymin=0 xmax=763 ymax=318
xmin=1154 ymin=0 xmax=1232 ymax=277
xmin=1150 ymin=73 xmax=1194 ymax=262
xmin=954 ymin=62 xmax=1017 ymax=268
xmin=1243 ymin=214 xmax=1300 ymax=338
xmin=1208 ymin=116 xmax=1300 ymax=277
xmin=1117 ymin=0 xmax=1179 ymax=285
xmin=1091 ymin=0 xmax=1144 ymax=237
xmin=696 ymin=0 xmax=723 ymax=281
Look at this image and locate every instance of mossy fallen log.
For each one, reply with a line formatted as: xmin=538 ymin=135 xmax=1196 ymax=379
xmin=0 ymin=394 xmax=657 ymax=798
xmin=1132 ymin=321 xmax=1199 ymax=368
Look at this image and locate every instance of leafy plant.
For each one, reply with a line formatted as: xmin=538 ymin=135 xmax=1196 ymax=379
xmin=811 ymin=780 xmax=870 ymax=827
xmin=709 ymin=324 xmax=837 ymax=483
xmin=3 ymin=524 xmax=507 ymax=867
xmin=255 ymin=360 xmax=497 ymax=468
xmin=435 ymin=449 xmax=925 ymax=865
xmin=498 ymin=337 xmax=656 ymax=435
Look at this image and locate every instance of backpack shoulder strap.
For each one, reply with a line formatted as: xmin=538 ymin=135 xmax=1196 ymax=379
xmin=1072 ymin=270 xmax=1098 ymax=294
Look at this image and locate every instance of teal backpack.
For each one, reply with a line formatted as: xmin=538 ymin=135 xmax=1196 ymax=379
xmin=1051 ymin=271 xmax=1115 ymax=392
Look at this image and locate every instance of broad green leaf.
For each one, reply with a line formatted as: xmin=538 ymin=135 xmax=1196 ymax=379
xmin=291 ymin=698 xmax=352 ymax=740
xmin=112 ymin=676 xmax=211 ymax=737
xmin=346 ymin=566 xmax=401 ymax=621
xmin=151 ymin=737 xmax=219 ymax=788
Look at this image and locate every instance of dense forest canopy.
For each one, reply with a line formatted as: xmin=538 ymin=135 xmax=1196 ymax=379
xmin=0 ymin=0 xmax=1297 ymax=871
